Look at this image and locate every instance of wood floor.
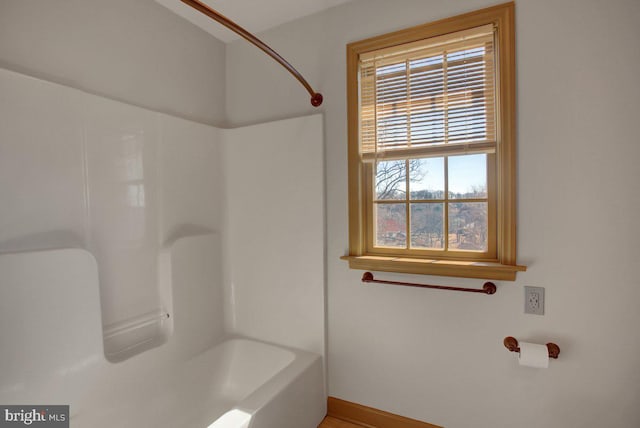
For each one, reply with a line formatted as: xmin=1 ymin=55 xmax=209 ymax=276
xmin=318 ymin=416 xmax=364 ymax=428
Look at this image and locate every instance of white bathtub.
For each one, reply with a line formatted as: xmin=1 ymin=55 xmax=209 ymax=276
xmin=69 ymin=338 xmax=325 ymax=428
xmin=0 ymin=250 xmax=325 ymax=428
xmin=182 ymin=338 xmax=326 ymax=428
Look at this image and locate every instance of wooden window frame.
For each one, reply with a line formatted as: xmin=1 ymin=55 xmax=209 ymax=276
xmin=343 ymin=2 xmax=526 ymax=281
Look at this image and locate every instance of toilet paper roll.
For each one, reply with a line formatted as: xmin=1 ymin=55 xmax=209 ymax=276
xmin=518 ymin=342 xmax=549 ymax=368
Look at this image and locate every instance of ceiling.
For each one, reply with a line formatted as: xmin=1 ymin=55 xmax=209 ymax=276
xmin=155 ymin=0 xmax=354 ymax=43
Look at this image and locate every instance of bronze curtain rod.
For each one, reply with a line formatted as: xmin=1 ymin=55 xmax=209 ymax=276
xmin=180 ymin=0 xmax=323 ymax=107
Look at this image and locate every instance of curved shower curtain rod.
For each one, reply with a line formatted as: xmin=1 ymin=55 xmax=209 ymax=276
xmin=180 ymin=0 xmax=323 ymax=107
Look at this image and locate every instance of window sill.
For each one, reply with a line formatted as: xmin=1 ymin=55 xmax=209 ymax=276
xmin=340 ymin=255 xmax=526 ymax=281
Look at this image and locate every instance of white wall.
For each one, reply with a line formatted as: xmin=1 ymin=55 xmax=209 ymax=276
xmin=225 ymin=1 xmax=640 ymax=427
xmin=222 ymin=115 xmax=325 ymax=357
xmin=0 ymin=0 xmax=227 ymax=126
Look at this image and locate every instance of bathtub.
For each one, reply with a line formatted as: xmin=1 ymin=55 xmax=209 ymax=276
xmin=182 ymin=338 xmax=325 ymax=428
xmin=0 ymin=250 xmax=325 ymax=428
xmin=69 ymin=338 xmax=325 ymax=428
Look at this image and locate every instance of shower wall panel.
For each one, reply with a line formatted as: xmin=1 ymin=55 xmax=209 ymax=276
xmin=0 ymin=67 xmax=225 ymax=361
xmin=222 ymin=115 xmax=325 ymax=358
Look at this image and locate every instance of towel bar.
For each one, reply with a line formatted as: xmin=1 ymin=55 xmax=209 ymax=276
xmin=361 ymin=272 xmax=497 ymax=295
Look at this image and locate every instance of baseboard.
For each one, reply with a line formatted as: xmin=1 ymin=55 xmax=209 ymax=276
xmin=327 ymin=397 xmax=442 ymax=428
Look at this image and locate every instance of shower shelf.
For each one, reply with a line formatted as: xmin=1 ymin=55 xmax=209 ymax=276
xmin=103 ymin=310 xmax=170 ymax=339
xmin=103 ymin=309 xmax=172 ymax=363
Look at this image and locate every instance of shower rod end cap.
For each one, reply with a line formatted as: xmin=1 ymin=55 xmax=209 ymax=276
xmin=311 ymin=93 xmax=323 ymax=107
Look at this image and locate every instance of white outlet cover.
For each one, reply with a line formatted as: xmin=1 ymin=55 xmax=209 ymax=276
xmin=524 ymin=286 xmax=545 ymax=315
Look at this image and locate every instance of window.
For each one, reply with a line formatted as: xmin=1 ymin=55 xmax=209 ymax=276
xmin=343 ymin=2 xmax=525 ymax=280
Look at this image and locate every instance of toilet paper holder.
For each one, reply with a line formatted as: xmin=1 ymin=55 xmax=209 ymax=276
xmin=503 ymin=336 xmax=560 ymax=359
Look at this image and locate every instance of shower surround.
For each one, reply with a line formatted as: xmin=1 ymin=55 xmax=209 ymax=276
xmin=0 ymin=67 xmax=325 ymax=427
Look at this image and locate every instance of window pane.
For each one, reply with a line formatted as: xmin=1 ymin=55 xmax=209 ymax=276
xmin=375 ymin=203 xmax=406 ymax=248
xmin=448 ymin=202 xmax=487 ymax=251
xmin=448 ymin=154 xmax=487 ymax=199
xmin=375 ymin=160 xmax=406 ymax=200
xmin=410 ymin=203 xmax=444 ymax=249
xmin=377 ymin=62 xmax=408 ymax=149
xmin=446 ymin=47 xmax=490 ymax=144
xmin=409 ymin=56 xmax=445 ymax=145
xmin=409 ymin=110 xmax=445 ymax=145
xmin=410 ymin=157 xmax=444 ymax=200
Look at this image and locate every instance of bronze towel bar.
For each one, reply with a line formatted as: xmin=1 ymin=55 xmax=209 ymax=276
xmin=180 ymin=0 xmax=323 ymax=107
xmin=361 ymin=272 xmax=497 ymax=295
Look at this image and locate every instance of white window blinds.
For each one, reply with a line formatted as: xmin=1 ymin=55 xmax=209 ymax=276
xmin=359 ymin=24 xmax=496 ymax=162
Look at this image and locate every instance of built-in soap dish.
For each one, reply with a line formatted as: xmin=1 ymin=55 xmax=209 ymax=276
xmin=103 ymin=308 xmax=172 ymax=363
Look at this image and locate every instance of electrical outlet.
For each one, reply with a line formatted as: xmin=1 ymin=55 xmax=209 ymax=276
xmin=524 ymin=286 xmax=545 ymax=315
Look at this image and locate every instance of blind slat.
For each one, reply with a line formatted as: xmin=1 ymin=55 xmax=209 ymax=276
xmin=359 ymin=24 xmax=496 ymax=160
